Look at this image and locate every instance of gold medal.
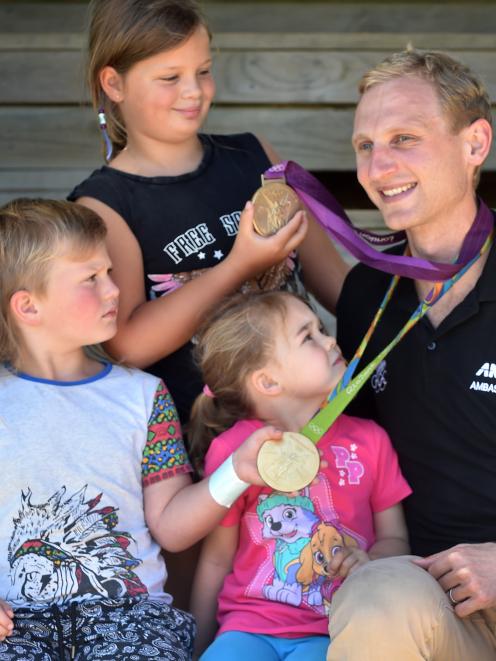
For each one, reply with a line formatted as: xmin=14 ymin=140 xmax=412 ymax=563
xmin=257 ymin=431 xmax=320 ymax=492
xmin=252 ymin=178 xmax=301 ymax=236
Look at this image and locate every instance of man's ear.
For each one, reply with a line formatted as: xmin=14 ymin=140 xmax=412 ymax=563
xmin=99 ymin=66 xmax=125 ymax=103
xmin=9 ymin=290 xmax=42 ymax=327
xmin=464 ymin=117 xmax=492 ymax=166
xmin=250 ymin=368 xmax=282 ymax=397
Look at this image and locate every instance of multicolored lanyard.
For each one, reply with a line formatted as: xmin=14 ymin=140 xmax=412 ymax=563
xmin=300 ymin=229 xmax=494 ymax=443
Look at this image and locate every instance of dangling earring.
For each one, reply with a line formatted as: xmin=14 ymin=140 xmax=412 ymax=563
xmin=98 ymin=107 xmax=113 ymax=162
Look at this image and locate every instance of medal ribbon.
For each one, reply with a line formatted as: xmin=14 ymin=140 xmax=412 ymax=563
xmin=264 ymin=161 xmax=494 ymax=281
xmin=300 ymin=230 xmax=494 ymax=443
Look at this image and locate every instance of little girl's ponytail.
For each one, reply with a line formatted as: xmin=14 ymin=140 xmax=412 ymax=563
xmin=187 ymin=291 xmax=293 ymax=472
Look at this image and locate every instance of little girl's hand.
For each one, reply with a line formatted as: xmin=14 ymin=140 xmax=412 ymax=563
xmin=232 ymin=426 xmax=283 ymax=485
xmin=329 ymin=547 xmax=370 ymax=579
xmin=227 ymin=201 xmax=307 ymax=278
xmin=0 ymin=599 xmax=14 ymax=641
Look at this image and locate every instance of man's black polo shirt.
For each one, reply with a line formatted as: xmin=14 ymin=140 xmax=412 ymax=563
xmin=336 ymin=230 xmax=496 ymax=556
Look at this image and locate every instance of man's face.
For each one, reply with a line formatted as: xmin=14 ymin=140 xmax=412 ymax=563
xmin=352 ymin=76 xmax=474 ymax=236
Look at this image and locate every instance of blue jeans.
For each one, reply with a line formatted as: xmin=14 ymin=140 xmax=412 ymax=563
xmin=201 ymin=631 xmax=329 ymax=660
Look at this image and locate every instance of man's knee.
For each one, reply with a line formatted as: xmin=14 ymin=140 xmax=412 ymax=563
xmin=328 ymin=557 xmax=496 ymax=661
xmin=330 ymin=556 xmax=445 ymax=631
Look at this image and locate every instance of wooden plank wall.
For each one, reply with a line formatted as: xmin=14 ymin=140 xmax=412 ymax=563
xmin=1 ymin=1 xmax=495 ymax=227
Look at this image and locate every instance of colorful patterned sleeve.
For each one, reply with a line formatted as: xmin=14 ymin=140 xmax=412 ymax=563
xmin=142 ymin=380 xmax=193 ymax=487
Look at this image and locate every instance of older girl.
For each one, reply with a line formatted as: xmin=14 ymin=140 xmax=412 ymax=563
xmin=69 ymin=0 xmax=347 ymax=425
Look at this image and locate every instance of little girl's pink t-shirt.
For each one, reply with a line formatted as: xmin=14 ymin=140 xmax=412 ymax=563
xmin=205 ymin=414 xmax=412 ymax=638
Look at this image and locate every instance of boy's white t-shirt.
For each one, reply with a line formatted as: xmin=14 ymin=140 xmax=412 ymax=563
xmin=0 ymin=363 xmax=192 ymax=609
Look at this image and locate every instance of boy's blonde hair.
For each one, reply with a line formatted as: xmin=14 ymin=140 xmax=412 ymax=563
xmin=188 ymin=290 xmax=305 ymax=471
xmin=87 ymin=0 xmax=209 ymax=160
xmin=0 ymin=198 xmax=107 ymax=366
xmin=359 ymin=49 xmax=492 ymax=134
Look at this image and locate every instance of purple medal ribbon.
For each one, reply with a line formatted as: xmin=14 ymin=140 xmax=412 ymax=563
xmin=264 ymin=161 xmax=493 ymax=281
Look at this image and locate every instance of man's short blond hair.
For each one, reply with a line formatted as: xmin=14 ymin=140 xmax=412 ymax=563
xmin=359 ymin=49 xmax=492 ymax=133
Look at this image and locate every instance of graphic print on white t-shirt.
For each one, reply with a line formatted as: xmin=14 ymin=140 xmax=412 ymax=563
xmin=7 ymin=485 xmax=147 ymax=606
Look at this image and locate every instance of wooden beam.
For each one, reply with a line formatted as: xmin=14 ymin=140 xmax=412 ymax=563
xmin=1 ymin=32 xmax=496 ymax=52
xmin=1 ymin=106 xmax=494 ymax=172
xmin=1 ymin=49 xmax=495 ymax=104
xmin=1 ymin=3 xmax=496 ymax=35
xmin=0 ymin=106 xmax=356 ymax=170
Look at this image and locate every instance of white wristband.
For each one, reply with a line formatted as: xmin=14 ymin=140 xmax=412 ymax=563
xmin=208 ymin=454 xmax=250 ymax=508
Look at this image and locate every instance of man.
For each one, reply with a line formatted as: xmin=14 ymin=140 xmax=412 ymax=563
xmin=328 ymin=50 xmax=496 ymax=659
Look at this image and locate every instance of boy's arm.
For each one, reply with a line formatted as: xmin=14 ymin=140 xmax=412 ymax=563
xmin=0 ymin=599 xmax=14 ymax=641
xmin=190 ymin=524 xmax=238 ymax=657
xmin=144 ymin=426 xmax=280 ymax=551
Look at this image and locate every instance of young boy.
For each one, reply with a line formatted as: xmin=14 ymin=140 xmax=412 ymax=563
xmin=0 ymin=198 xmax=280 ymax=659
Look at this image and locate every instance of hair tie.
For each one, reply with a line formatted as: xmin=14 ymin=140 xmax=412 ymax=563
xmin=97 ymin=107 xmax=113 ymax=162
xmin=203 ymin=384 xmax=215 ymax=398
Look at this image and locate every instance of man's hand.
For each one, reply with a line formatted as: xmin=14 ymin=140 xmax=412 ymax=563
xmin=414 ymin=542 xmax=496 ymax=617
xmin=0 ymin=599 xmax=14 ymax=641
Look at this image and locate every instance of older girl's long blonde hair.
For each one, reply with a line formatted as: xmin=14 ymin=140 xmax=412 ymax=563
xmin=86 ymin=0 xmax=208 ymax=161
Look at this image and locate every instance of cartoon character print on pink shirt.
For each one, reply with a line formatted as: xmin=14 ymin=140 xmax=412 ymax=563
xmin=244 ymin=475 xmax=366 ymax=615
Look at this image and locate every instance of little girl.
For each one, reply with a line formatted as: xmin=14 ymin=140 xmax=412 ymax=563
xmin=68 ymin=0 xmax=347 ymax=425
xmin=0 ymin=198 xmax=281 ymax=660
xmin=188 ymin=291 xmax=411 ymax=659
